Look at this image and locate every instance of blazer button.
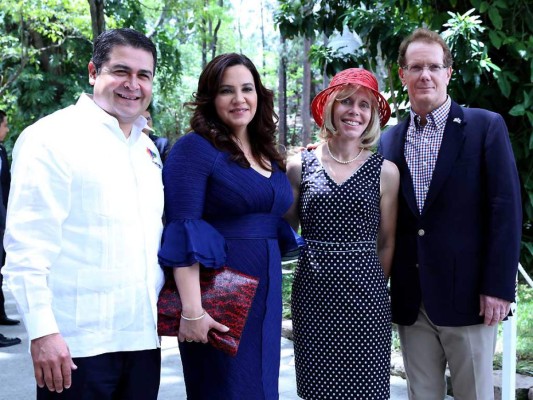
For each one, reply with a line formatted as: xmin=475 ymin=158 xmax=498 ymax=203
xmin=418 ymin=229 xmax=425 ymax=236
xmin=415 ymin=263 xmax=419 ymax=268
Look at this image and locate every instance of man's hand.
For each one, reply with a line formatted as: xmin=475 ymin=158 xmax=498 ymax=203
xmin=306 ymin=141 xmax=321 ymax=150
xmin=30 ymin=333 xmax=77 ymax=393
xmin=479 ymin=294 xmax=511 ymax=326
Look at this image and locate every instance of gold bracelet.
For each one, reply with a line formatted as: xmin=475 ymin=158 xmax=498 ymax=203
xmin=181 ymin=309 xmax=206 ymax=321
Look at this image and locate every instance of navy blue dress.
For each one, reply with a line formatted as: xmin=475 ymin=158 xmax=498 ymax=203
xmin=158 ymin=133 xmax=296 ymax=400
xmin=292 ymin=150 xmax=391 ymax=399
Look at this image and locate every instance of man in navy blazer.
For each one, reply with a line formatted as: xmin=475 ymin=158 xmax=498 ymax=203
xmin=379 ymin=28 xmax=522 ymax=399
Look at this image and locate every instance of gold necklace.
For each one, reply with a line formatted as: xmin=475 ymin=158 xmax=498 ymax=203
xmin=326 ymin=141 xmax=363 ymax=164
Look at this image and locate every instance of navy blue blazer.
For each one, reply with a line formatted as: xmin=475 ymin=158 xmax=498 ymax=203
xmin=379 ymin=101 xmax=522 ymax=327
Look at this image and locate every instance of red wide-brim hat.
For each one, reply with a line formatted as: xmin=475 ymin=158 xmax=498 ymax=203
xmin=311 ymin=68 xmax=391 ymax=128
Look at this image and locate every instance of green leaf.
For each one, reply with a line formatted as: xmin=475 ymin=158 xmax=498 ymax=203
xmin=527 ymin=111 xmax=533 ymax=128
xmin=485 ymin=61 xmax=501 ymax=72
xmin=479 ymin=1 xmax=489 ymax=13
xmin=524 ymin=241 xmax=533 ymax=255
xmin=488 ymin=7 xmax=503 ymax=29
xmin=497 ymin=75 xmax=511 ymax=97
xmin=509 ymin=104 xmax=526 ymax=116
xmin=489 ymin=30 xmax=502 ymax=49
xmin=524 ymin=91 xmax=532 ymax=108
xmin=493 ymin=0 xmax=508 ymax=9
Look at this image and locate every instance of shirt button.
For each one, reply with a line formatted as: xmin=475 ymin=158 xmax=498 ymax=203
xmin=415 ymin=263 xmax=419 ymax=268
xmin=418 ymin=229 xmax=425 ymax=236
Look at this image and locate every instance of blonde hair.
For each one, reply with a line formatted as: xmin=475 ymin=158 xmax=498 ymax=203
xmin=319 ymin=85 xmax=381 ymax=149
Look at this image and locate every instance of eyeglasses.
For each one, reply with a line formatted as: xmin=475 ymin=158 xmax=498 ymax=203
xmin=402 ymin=64 xmax=448 ymax=74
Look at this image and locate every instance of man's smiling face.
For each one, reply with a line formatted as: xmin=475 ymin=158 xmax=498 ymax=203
xmin=88 ymin=45 xmax=154 ymax=133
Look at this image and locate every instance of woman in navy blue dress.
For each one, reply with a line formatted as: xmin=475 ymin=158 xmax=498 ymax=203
xmin=158 ymin=53 xmax=297 ymax=399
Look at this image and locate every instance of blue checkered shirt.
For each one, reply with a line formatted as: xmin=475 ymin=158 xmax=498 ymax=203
xmin=405 ymin=97 xmax=451 ymax=212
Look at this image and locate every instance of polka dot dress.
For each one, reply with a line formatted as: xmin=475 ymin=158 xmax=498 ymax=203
xmin=292 ymin=150 xmax=391 ymax=400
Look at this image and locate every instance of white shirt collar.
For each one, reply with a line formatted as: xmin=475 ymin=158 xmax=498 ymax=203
xmin=77 ymin=94 xmax=146 ymax=143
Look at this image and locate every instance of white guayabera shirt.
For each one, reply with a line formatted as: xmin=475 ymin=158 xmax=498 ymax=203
xmin=3 ymin=94 xmax=165 ymax=357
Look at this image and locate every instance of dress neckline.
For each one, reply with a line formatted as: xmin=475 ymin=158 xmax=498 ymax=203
xmin=249 ymin=166 xmax=273 ymax=179
xmin=311 ymin=149 xmax=376 ymax=187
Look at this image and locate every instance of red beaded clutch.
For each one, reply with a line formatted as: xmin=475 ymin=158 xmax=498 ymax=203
xmin=157 ymin=266 xmax=259 ymax=356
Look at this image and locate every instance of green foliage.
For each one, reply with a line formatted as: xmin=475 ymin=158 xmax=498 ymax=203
xmin=308 ymin=43 xmax=359 ymax=77
xmin=441 ymin=9 xmax=501 ymax=104
xmin=466 ymin=0 xmax=533 ymax=272
xmin=0 ymin=0 xmax=93 ymax=150
xmin=105 ymin=0 xmax=146 ymax=30
xmin=275 ymin=0 xmax=350 ymax=40
xmin=516 ymin=283 xmax=533 ymax=370
xmin=342 ymin=1 xmax=423 ymax=68
xmin=281 ymin=264 xmax=295 ymax=319
xmin=494 ymin=283 xmax=533 ymax=376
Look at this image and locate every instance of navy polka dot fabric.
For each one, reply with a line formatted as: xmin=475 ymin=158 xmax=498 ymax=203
xmin=292 ymin=150 xmax=391 ymax=399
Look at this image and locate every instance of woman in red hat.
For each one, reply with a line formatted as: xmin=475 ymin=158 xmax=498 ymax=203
xmin=285 ymin=68 xmax=399 ymax=399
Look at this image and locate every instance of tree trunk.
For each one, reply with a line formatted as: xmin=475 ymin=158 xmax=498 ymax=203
xmin=237 ymin=0 xmax=243 ymax=53
xmin=201 ymin=14 xmax=207 ymax=69
xmin=211 ymin=0 xmax=223 ymax=60
xmin=322 ymin=33 xmax=328 ymax=87
xmin=88 ymin=0 xmax=106 ymax=41
xmin=301 ymin=37 xmax=312 ymax=146
xmin=278 ymin=36 xmax=288 ymax=147
xmin=201 ymin=0 xmax=209 ymax=68
xmin=211 ymin=18 xmax=221 ymax=59
xmin=29 ymin=31 xmax=50 ymax=72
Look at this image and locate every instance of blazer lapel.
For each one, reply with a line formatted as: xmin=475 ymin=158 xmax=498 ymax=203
xmin=422 ymin=102 xmax=466 ymax=214
xmin=390 ymin=120 xmax=420 ymax=218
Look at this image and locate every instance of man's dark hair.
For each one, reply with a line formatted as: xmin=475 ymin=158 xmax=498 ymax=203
xmin=0 ymin=110 xmax=6 ymax=125
xmin=91 ymin=28 xmax=157 ymax=75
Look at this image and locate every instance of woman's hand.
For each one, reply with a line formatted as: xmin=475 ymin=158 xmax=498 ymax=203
xmin=178 ymin=312 xmax=229 ymax=343
xmin=173 ymin=264 xmax=229 ymax=343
